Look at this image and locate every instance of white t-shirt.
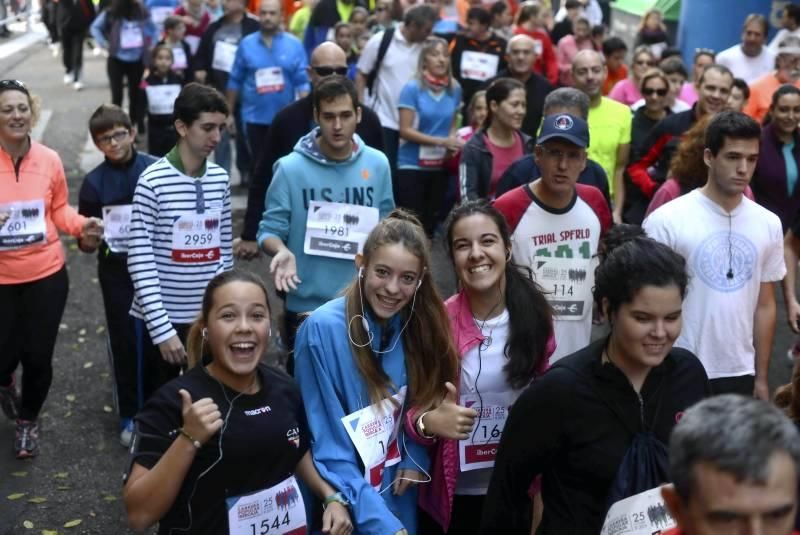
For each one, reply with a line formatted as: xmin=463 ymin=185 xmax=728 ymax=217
xmin=456 ymin=309 xmax=520 ymax=495
xmin=769 ymin=28 xmax=800 ymax=53
xmin=357 ymin=26 xmax=423 ymax=130
xmin=494 ymin=185 xmax=611 ymax=362
xmin=716 ymin=44 xmax=775 ymax=84
xmin=643 ymin=190 xmax=786 ymax=379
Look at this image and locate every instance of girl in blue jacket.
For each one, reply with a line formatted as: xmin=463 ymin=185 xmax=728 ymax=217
xmin=294 ymin=209 xmax=460 ymax=535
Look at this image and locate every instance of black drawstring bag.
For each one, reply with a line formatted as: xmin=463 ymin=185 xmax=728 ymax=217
xmin=604 ymin=431 xmax=670 ymax=512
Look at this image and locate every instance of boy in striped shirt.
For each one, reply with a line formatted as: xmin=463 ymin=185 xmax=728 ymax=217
xmin=128 ymin=83 xmax=233 ymax=400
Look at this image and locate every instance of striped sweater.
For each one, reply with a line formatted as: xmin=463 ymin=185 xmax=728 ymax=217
xmin=127 ymin=158 xmax=233 ymax=344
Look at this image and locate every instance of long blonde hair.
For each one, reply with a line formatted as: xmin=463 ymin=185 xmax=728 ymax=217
xmin=345 ymin=209 xmax=459 ymax=409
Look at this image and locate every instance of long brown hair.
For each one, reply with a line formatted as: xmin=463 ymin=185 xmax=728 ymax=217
xmin=185 ymin=269 xmax=271 ymax=369
xmin=775 ymin=357 xmax=800 ymax=422
xmin=345 ymin=209 xmax=459 ymax=409
xmin=668 ymin=115 xmax=712 ymax=192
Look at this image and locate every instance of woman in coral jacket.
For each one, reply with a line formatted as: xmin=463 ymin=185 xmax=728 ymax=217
xmin=405 ymin=200 xmax=555 ymax=535
xmin=0 ymin=79 xmax=103 ymax=459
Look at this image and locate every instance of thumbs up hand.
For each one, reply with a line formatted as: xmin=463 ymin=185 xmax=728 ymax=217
xmin=416 ymin=382 xmax=479 ymax=441
xmin=179 ymin=389 xmax=223 ymax=446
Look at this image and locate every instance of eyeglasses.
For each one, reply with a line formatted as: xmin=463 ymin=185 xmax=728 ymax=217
xmin=312 ymin=66 xmax=349 ymax=76
xmin=95 ymin=130 xmax=130 ymax=146
xmin=0 ymin=79 xmax=29 ymax=95
xmin=540 ymin=145 xmax=584 ymax=163
xmin=642 ymin=87 xmax=668 ymax=96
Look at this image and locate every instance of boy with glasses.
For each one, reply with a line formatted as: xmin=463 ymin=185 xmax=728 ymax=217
xmin=77 ymin=105 xmax=157 ymax=447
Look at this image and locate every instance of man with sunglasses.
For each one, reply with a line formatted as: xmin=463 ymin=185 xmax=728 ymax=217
xmin=236 ymin=41 xmax=384 ymax=260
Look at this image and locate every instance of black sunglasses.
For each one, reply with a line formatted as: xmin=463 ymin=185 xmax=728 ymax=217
xmin=312 ymin=66 xmax=349 ymax=76
xmin=642 ymin=87 xmax=668 ymax=96
xmin=0 ymin=79 xmax=29 ymax=95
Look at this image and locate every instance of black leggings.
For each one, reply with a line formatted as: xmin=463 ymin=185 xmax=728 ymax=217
xmin=107 ymin=56 xmax=145 ymax=127
xmin=0 ymin=266 xmax=69 ymax=421
xmin=60 ymin=29 xmax=86 ymax=81
xmin=419 ymin=494 xmax=486 ymax=535
xmin=397 ymin=168 xmax=448 ymax=237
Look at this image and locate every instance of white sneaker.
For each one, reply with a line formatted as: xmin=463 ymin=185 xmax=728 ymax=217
xmin=63 ymin=73 xmax=72 ymax=85
xmin=119 ymin=419 xmax=134 ymax=448
xmin=73 ymin=81 xmax=84 ymax=91
xmin=50 ymin=43 xmax=59 ymax=57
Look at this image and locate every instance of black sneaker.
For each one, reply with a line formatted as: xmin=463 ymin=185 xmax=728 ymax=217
xmin=15 ymin=420 xmax=39 ymax=459
xmin=0 ymin=378 xmax=20 ymax=420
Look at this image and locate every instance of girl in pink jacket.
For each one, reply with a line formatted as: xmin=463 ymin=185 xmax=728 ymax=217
xmin=405 ymin=200 xmax=555 ymax=534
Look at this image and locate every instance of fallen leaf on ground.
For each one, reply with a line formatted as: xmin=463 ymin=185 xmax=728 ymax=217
xmin=56 ymin=486 xmax=70 ymax=491
xmin=78 ymin=329 xmax=86 ymax=336
xmin=54 ymin=472 xmax=68 ymax=479
xmin=102 ymin=495 xmax=116 ymax=502
xmin=7 ymin=493 xmax=25 ymax=500
xmin=96 ymin=326 xmax=105 ymax=334
xmin=83 ymin=362 xmax=93 ymax=369
xmin=102 ymin=406 xmax=112 ymax=413
xmin=27 ymin=497 xmax=46 ymax=504
xmin=42 ymin=530 xmax=58 ymax=535
xmin=77 ymin=338 xmax=85 ymax=344
xmin=11 ymin=471 xmax=27 ymax=477
xmin=63 ymin=519 xmax=81 ymax=528
xmin=65 ymin=395 xmax=75 ymax=402
xmin=22 ymin=520 xmax=33 ymax=528
xmin=64 ymin=411 xmax=71 ymax=418
xmin=59 ymin=323 xmax=68 ymax=330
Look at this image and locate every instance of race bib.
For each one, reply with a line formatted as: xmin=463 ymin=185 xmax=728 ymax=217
xmin=120 ymin=22 xmax=144 ymax=49
xmin=102 ymin=204 xmax=132 ymax=253
xmin=171 ymin=211 xmax=221 ymax=263
xmin=255 ymin=67 xmax=285 ymax=94
xmin=419 ymin=145 xmax=447 ymax=168
xmin=150 ymin=6 xmax=173 ymax=27
xmin=226 ymin=476 xmax=307 ymax=535
xmin=460 ymin=51 xmax=499 ymax=82
xmin=341 ymin=387 xmax=406 ymax=490
xmin=0 ymin=199 xmax=46 ymax=250
xmin=533 ymin=255 xmax=593 ymax=321
xmin=303 ymin=201 xmax=379 ymax=260
xmin=185 ymin=34 xmax=201 ymax=55
xmin=600 ymin=487 xmax=676 ymax=535
xmin=145 ymin=84 xmax=181 ymax=115
xmin=172 ymin=46 xmax=188 ymax=70
xmin=212 ymin=40 xmax=238 ymax=72
xmin=458 ymin=391 xmax=514 ymax=472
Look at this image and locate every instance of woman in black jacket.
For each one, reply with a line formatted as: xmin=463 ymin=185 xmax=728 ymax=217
xmin=461 ymin=78 xmax=531 ymax=201
xmin=480 ymin=227 xmax=710 ymax=535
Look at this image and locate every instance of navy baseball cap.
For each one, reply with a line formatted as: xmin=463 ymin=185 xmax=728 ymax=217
xmin=537 ymin=113 xmax=590 ymax=148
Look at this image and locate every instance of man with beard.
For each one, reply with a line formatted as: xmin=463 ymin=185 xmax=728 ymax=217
xmin=744 ymin=36 xmax=800 ymax=123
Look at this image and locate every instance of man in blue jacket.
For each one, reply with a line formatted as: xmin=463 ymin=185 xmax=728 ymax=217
xmin=257 ymin=75 xmax=395 ymax=372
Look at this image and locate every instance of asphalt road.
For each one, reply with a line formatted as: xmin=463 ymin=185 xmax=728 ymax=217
xmin=0 ymin=26 xmax=796 ymax=535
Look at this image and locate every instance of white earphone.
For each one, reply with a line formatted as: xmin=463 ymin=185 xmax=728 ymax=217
xmin=350 ymin=265 xmax=423 ymax=352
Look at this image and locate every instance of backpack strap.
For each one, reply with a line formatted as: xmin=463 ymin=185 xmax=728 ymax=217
xmin=366 ymin=27 xmax=395 ymax=97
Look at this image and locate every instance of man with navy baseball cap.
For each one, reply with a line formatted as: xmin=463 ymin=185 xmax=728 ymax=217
xmin=494 ymin=113 xmax=612 ymax=361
